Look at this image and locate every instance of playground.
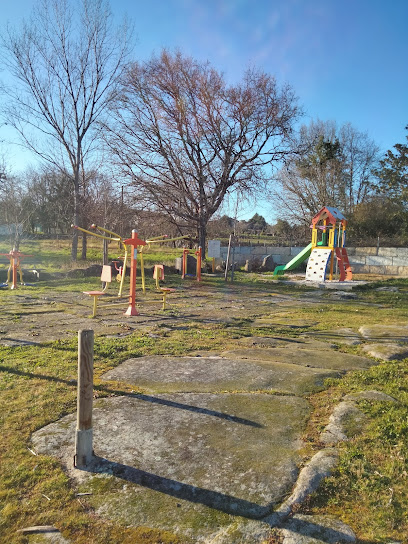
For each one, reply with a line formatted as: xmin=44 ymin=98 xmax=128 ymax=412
xmin=1 ymin=223 xmax=408 ymax=543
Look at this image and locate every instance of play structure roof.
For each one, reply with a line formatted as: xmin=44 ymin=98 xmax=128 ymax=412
xmin=312 ymin=206 xmax=346 ymax=226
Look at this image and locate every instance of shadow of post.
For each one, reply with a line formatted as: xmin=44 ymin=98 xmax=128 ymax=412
xmin=80 ymin=455 xmax=273 ymax=519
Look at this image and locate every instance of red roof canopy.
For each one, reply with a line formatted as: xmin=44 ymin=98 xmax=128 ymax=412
xmin=311 ymin=206 xmax=346 ymax=226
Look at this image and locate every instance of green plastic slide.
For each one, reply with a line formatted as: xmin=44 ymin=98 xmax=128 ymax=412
xmin=273 ymin=242 xmax=323 ymax=276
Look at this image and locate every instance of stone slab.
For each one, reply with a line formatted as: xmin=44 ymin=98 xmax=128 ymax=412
xmin=343 ymin=390 xmax=397 ymax=403
xmin=31 ymin=393 xmax=310 ymax=542
xmin=101 ymin=355 xmax=338 ymax=396
xmin=221 ymin=347 xmax=374 ymax=372
xmin=320 ymin=402 xmax=366 ymax=445
xmin=281 ymin=514 xmax=356 ymax=543
xmin=359 ymin=324 xmax=408 ymax=343
xmin=361 ymin=343 xmax=408 ymax=361
xmin=237 ymin=336 xmax=336 ymax=351
xmin=27 ymin=533 xmax=70 ymax=544
xmin=304 ymin=329 xmax=362 ymax=346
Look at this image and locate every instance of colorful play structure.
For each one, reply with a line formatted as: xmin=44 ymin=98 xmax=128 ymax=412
xmin=0 ymin=248 xmax=33 ymax=289
xmin=273 ymin=206 xmax=352 ymax=282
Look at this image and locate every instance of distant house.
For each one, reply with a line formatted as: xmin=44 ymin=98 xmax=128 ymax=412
xmin=0 ymin=224 xmax=23 ymax=236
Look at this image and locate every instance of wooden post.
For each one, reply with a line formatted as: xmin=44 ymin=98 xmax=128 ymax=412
xmin=75 ymin=330 xmax=94 ymax=468
xmin=224 ymin=234 xmax=232 ymax=281
xmin=231 ymin=243 xmax=236 ymax=282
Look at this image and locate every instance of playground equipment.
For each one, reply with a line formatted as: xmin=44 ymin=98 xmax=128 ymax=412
xmin=306 ymin=206 xmax=352 ymax=282
xmin=273 ymin=242 xmax=323 ymax=276
xmin=181 ymin=247 xmax=202 ymax=281
xmin=83 ymin=265 xmax=113 ymax=318
xmin=123 ymin=230 xmax=146 ymax=316
xmin=73 ymin=226 xmax=187 ymax=314
xmin=139 ymin=235 xmax=189 ymax=294
xmin=0 ymin=248 xmax=33 ymax=289
xmin=153 ymin=264 xmax=175 ymax=310
xmin=273 ymin=206 xmax=352 ymax=282
xmin=72 ymin=224 xmax=129 ymax=297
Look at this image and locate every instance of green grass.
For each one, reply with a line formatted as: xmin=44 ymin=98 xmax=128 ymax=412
xmin=301 ymin=361 xmax=408 ymax=542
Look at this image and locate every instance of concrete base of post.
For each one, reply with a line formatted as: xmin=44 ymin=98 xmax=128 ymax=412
xmin=74 ymin=428 xmax=93 ymax=468
xmin=125 ymin=305 xmax=139 ymax=316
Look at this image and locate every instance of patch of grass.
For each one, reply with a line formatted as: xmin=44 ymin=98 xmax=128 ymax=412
xmin=301 ymin=360 xmax=408 ymax=541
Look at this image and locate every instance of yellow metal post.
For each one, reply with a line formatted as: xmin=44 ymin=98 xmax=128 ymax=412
xmin=92 ymin=296 xmax=98 ymax=318
xmin=311 ymin=228 xmax=318 ymax=248
xmin=140 ymin=248 xmax=146 ymax=294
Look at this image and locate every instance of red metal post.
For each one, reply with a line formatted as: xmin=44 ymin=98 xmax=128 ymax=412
xmin=123 ymin=230 xmax=146 ymax=316
xmin=195 ymin=247 xmax=202 ymax=282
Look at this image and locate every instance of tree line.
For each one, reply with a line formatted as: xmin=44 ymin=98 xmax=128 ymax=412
xmin=1 ymin=0 xmax=407 ymax=257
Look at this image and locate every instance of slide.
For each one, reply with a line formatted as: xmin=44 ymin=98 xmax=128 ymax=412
xmin=273 ymin=242 xmax=323 ymax=276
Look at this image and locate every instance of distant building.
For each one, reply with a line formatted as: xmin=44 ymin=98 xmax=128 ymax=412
xmin=0 ymin=224 xmax=23 ymax=236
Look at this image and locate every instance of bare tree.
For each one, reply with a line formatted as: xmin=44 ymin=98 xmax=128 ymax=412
xmin=1 ymin=0 xmax=132 ymax=259
xmin=271 ymin=120 xmax=380 ymax=224
xmin=0 ymin=172 xmax=32 ymax=249
xmin=102 ymin=50 xmax=301 ymax=255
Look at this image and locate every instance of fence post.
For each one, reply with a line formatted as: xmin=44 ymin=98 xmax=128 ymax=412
xmin=74 ymin=329 xmax=94 ymax=468
xmin=225 ymin=234 xmax=232 ymax=281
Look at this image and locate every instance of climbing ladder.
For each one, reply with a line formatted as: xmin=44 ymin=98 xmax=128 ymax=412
xmin=335 ymin=247 xmax=352 ymax=281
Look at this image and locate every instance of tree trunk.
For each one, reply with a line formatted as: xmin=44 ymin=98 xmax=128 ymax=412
xmin=198 ymin=218 xmax=206 ymax=259
xmin=71 ymin=183 xmax=80 ymax=261
xmin=13 ymin=230 xmax=21 ymax=251
xmin=103 ymin=239 xmax=108 ymax=265
xmin=81 ymin=231 xmax=87 ymax=260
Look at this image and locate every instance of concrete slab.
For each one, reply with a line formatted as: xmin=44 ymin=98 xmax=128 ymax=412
xmin=221 ymin=347 xmax=375 ymax=372
xmin=101 ymin=355 xmax=339 ymax=395
xmin=31 ymin=393 xmax=310 ymax=542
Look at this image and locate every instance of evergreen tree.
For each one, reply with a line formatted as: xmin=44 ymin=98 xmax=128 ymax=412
xmin=375 ymin=125 xmax=408 ymax=205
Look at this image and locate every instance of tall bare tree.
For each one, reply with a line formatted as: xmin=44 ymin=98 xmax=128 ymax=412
xmin=1 ymin=0 xmax=132 ymax=259
xmin=102 ymin=50 xmax=301 ymax=255
xmin=271 ymin=120 xmax=380 ymax=224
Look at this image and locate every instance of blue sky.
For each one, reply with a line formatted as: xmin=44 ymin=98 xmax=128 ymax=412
xmin=1 ymin=0 xmax=408 ymax=221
